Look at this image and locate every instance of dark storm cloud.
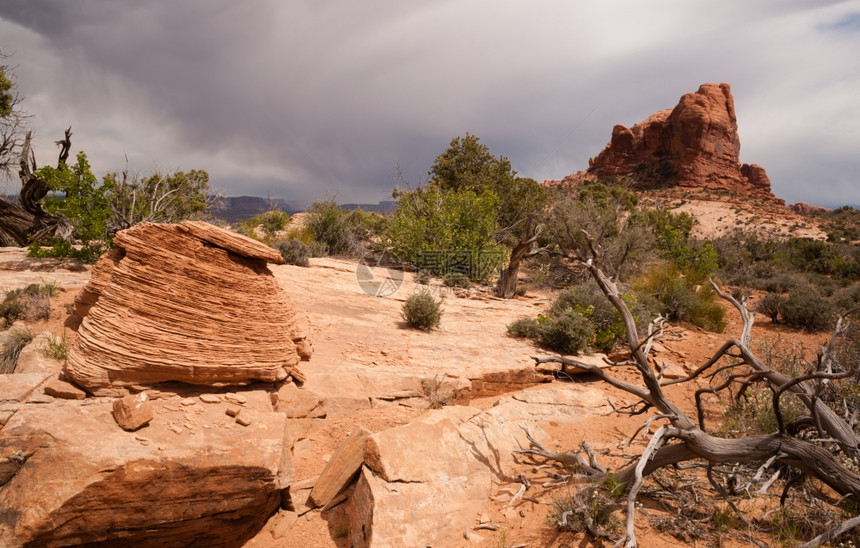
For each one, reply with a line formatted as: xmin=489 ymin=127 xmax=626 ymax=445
xmin=0 ymin=0 xmax=858 ymax=205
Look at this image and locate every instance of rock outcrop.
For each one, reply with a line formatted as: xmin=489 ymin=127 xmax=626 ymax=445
xmin=0 ymin=393 xmax=291 ymax=547
xmin=64 ymin=221 xmax=312 ymax=396
xmin=550 ymin=83 xmax=779 ymax=200
xmin=341 ymin=384 xmax=608 ymax=547
xmin=789 ymin=202 xmax=830 ymax=214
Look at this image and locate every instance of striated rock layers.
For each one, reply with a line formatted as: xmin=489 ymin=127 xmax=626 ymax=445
xmin=64 ymin=221 xmax=312 ymax=396
xmin=552 ymin=83 xmax=778 ymax=200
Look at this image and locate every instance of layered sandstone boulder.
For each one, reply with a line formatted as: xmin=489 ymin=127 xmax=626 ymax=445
xmin=64 ymin=221 xmax=312 ymax=396
xmin=552 ymin=83 xmax=778 ymax=199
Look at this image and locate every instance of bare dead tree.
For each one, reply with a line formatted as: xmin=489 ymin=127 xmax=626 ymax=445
xmin=496 ymin=214 xmax=548 ymax=298
xmin=0 ymin=128 xmax=74 ymax=246
xmin=533 ymin=231 xmax=860 ymax=547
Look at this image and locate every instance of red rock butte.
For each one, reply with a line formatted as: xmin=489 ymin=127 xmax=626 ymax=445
xmin=63 ymin=220 xmax=312 ymax=396
xmin=548 ymin=83 xmax=780 ymax=202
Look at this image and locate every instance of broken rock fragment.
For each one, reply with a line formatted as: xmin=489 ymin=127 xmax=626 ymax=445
xmin=112 ymin=391 xmax=153 ymax=431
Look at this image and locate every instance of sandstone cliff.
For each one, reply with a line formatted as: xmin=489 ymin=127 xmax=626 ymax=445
xmin=64 ymin=221 xmax=312 ymax=395
xmin=551 ymin=83 xmax=779 ymax=201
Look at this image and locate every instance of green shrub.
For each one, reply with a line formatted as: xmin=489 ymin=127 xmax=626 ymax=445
xmin=39 ymin=333 xmax=69 ymax=361
xmin=443 ymin=271 xmax=471 ymax=289
xmin=415 ymin=269 xmax=432 ymax=285
xmin=386 ymin=186 xmax=506 ymax=280
xmin=401 ymin=292 xmax=443 ymax=331
xmin=756 ymin=292 xmax=784 ymax=323
xmin=780 ymin=285 xmax=835 ymax=331
xmin=537 ymin=310 xmax=594 ymax=355
xmin=272 ymin=238 xmax=310 ymax=267
xmin=507 ymin=317 xmax=541 ymax=339
xmin=757 ymin=271 xmax=802 ymax=293
xmin=0 ymin=291 xmax=25 ymax=324
xmin=635 ymin=263 xmax=725 ymax=332
xmin=306 ymin=201 xmax=380 ymax=256
xmin=549 ymin=284 xmax=627 ymax=352
xmin=260 ymin=209 xmax=289 ymax=235
xmin=27 ymin=239 xmax=108 ymax=264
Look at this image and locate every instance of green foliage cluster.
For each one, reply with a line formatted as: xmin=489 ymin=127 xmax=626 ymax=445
xmin=648 ymin=209 xmax=719 ymax=283
xmin=29 ymin=153 xmax=214 ymax=263
xmin=104 ymin=168 xmax=213 ymax=230
xmin=236 ymin=208 xmax=290 ymax=243
xmin=442 ymin=271 xmax=471 ymax=289
xmin=509 ymin=281 xmax=653 ymax=354
xmin=717 ymin=233 xmax=860 ymax=290
xmin=387 ymin=134 xmax=547 ymax=288
xmin=306 ymin=200 xmax=384 ymax=256
xmin=428 ymin=133 xmax=548 ymax=244
xmin=401 ymin=292 xmax=443 ymax=331
xmin=0 ymin=67 xmax=13 ymax=117
xmin=272 ymin=238 xmax=310 ymax=267
xmin=714 ymin=231 xmax=860 ymax=332
xmin=808 ymin=205 xmax=860 ymax=243
xmin=0 ymin=291 xmax=24 ymax=324
xmin=0 ymin=283 xmax=57 ymax=324
xmin=546 ymin=182 xmax=651 ymax=281
xmin=634 ymin=263 xmax=726 ymax=332
xmin=39 ymin=332 xmax=69 ymax=361
xmin=386 ymin=186 xmax=506 ymax=279
xmin=759 ymin=286 xmax=837 ymax=331
xmin=35 ymin=151 xmax=112 ymax=261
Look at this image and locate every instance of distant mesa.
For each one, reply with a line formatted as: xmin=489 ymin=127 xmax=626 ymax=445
xmin=63 ymin=220 xmax=312 ymax=396
xmin=549 ymin=83 xmax=781 ymax=203
xmin=789 ymin=202 xmax=831 ymax=214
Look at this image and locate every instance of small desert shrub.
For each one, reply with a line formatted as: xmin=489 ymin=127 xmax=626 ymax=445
xmin=38 ymin=281 xmax=61 ymax=297
xmin=259 ymin=209 xmax=289 ymax=236
xmin=507 ymin=317 xmax=541 ymax=339
xmin=756 ymin=292 xmax=784 ymax=323
xmin=306 ymin=200 xmax=382 ymax=257
xmin=415 ymin=269 xmax=432 ymax=285
xmin=548 ymin=486 xmax=620 ymax=539
xmin=236 ymin=209 xmax=289 ymax=242
xmin=0 ymin=325 xmax=33 ymax=374
xmin=0 ymin=291 xmax=25 ymax=324
xmin=722 ymin=387 xmax=807 ymax=436
xmin=442 ymin=271 xmax=471 ymax=289
xmin=635 ymin=263 xmax=726 ymax=332
xmin=757 ymin=271 xmax=802 ymax=294
xmin=39 ymin=333 xmax=69 ymax=361
xmin=421 ymin=375 xmax=451 ymax=409
xmin=548 ymin=284 xmax=627 ymax=352
xmin=536 ymin=310 xmax=594 ymax=355
xmin=272 ymin=238 xmax=310 ymax=267
xmin=780 ymin=285 xmax=835 ymax=331
xmin=401 ymin=292 xmax=443 ymax=331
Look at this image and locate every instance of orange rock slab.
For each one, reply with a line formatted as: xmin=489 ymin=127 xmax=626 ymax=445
xmin=64 ymin=221 xmax=311 ymax=395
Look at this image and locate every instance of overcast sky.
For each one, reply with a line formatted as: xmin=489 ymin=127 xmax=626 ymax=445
xmin=0 ymin=1 xmax=858 ymax=207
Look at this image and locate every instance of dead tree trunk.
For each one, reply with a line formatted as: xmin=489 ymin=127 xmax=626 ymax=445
xmin=496 ymin=215 xmax=543 ymax=298
xmin=532 ymin=232 xmax=860 ymax=547
xmin=0 ymin=128 xmax=74 ymax=246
